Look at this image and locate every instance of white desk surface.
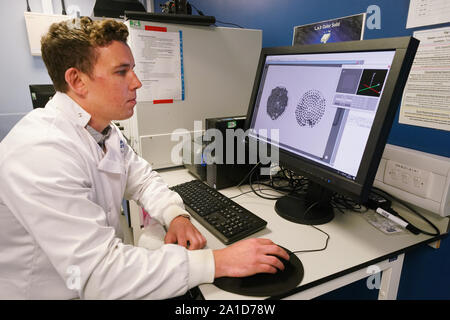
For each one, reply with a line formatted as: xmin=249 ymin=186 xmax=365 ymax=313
xmin=158 ymin=167 xmax=449 ymax=300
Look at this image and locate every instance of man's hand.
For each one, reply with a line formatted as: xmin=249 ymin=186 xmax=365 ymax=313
xmin=213 ymin=238 xmax=290 ymax=278
xmin=165 ymin=215 xmax=207 ymax=250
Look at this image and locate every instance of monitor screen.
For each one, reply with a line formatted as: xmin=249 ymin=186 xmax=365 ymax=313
xmin=245 ymin=37 xmax=418 ymax=225
xmin=29 ymin=84 xmax=55 ymax=109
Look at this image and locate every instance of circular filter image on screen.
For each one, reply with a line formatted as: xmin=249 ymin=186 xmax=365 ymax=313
xmin=295 ymin=89 xmax=326 ymax=128
xmin=266 ymin=86 xmax=289 ymax=120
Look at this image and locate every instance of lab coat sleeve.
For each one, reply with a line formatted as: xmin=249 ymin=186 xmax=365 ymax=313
xmin=119 ymin=136 xmax=215 ymax=290
xmin=121 ymin=139 xmax=189 ymax=227
xmin=0 ymin=139 xmax=213 ymax=299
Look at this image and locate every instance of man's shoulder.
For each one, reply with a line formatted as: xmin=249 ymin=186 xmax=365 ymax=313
xmin=0 ymin=108 xmax=83 ymax=161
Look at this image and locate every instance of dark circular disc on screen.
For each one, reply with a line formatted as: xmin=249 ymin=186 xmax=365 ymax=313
xmin=213 ymin=247 xmax=304 ymax=297
xmin=295 ymin=89 xmax=326 ymax=128
xmin=266 ymin=86 xmax=289 ymax=120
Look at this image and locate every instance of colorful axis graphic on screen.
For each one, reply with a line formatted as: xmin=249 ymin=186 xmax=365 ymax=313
xmin=358 ymin=83 xmax=380 ymax=94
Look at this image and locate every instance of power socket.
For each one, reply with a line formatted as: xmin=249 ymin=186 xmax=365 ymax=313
xmin=384 ymin=160 xmax=431 ymax=198
xmin=374 ymin=144 xmax=450 ymax=217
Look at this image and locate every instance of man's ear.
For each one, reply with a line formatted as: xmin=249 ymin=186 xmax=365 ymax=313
xmin=64 ymin=67 xmax=88 ymax=97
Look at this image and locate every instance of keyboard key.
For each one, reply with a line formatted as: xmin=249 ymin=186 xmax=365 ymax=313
xmin=171 ymin=180 xmax=267 ymax=244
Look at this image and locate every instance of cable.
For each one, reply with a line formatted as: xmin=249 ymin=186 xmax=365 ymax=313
xmin=215 ymin=20 xmax=244 ymax=28
xmin=332 ymin=193 xmax=368 ymax=214
xmin=234 ymin=167 xmax=331 ymax=253
xmin=292 ymin=226 xmax=330 ymax=254
xmin=26 ymin=0 xmax=31 ymax=12
xmin=61 ymin=0 xmax=67 ymax=15
xmin=290 ymin=201 xmax=331 ymax=254
xmin=235 ymin=161 xmax=261 ymax=189
xmin=303 ymin=200 xmax=320 ymax=221
xmin=256 ymin=181 xmax=287 ymax=200
xmin=249 ymin=165 xmax=285 ymax=200
xmin=243 ymin=169 xmax=331 ymax=253
xmin=188 ymin=2 xmax=244 ymax=28
xmin=189 ymin=3 xmax=205 ymax=16
xmin=228 ymin=188 xmax=276 ymax=200
xmin=246 ymin=166 xmax=366 ymax=215
xmin=247 ymin=185 xmax=330 ymax=253
xmin=372 ymin=187 xmax=440 ymax=236
xmin=232 ymin=166 xmax=306 ymax=201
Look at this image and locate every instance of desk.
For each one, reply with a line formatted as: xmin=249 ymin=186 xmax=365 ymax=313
xmin=158 ymin=167 xmax=449 ymax=300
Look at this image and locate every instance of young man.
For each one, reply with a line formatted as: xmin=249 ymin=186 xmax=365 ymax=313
xmin=0 ymin=17 xmax=288 ymax=299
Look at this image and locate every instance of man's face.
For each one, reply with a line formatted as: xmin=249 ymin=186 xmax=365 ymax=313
xmin=84 ymin=40 xmax=142 ymax=125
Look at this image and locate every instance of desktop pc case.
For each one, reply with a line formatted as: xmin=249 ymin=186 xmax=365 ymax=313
xmin=205 ymin=116 xmax=256 ymax=190
xmin=183 ymin=134 xmax=207 ymax=181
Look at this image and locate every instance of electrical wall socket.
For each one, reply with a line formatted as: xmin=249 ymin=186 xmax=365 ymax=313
xmin=374 ymin=144 xmax=450 ymax=217
xmin=383 ymin=160 xmax=431 ymax=198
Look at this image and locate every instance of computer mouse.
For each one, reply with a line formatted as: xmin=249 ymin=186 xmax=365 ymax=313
xmin=213 ymin=246 xmax=304 ymax=297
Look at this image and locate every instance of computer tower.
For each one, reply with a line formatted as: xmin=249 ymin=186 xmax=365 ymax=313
xmin=182 ymin=134 xmax=207 ymax=181
xmin=205 ymin=116 xmax=255 ymax=190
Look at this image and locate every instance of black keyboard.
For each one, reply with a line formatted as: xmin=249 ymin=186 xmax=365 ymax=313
xmin=170 ymin=180 xmax=267 ymax=244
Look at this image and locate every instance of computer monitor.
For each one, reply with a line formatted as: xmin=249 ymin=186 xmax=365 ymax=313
xmin=29 ymin=84 xmax=55 ymax=109
xmin=245 ymin=37 xmax=419 ymax=225
xmin=94 ymin=0 xmax=146 ymax=19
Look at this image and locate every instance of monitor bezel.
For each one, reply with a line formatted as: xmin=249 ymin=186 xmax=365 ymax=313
xmin=29 ymin=84 xmax=55 ymax=109
xmin=244 ymin=37 xmax=419 ymax=202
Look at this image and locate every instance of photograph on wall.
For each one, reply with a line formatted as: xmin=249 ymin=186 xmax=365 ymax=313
xmin=293 ymin=13 xmax=366 ymax=45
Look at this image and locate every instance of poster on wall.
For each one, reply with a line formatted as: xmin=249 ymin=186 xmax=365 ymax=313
xmin=406 ymin=0 xmax=450 ymax=29
xmin=127 ymin=21 xmax=184 ymax=104
xmin=292 ymin=13 xmax=366 ymax=45
xmin=399 ymin=26 xmax=450 ymax=132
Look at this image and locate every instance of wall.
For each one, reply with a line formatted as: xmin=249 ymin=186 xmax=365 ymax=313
xmin=0 ymin=0 xmax=448 ymax=299
xmin=0 ymin=0 xmax=96 ymax=140
xmin=0 ymin=0 xmax=148 ymax=141
xmin=152 ymin=0 xmax=450 ymax=300
xmin=154 ymin=0 xmax=450 ymax=159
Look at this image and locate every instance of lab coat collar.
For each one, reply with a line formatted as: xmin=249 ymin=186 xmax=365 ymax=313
xmin=48 ymin=92 xmax=122 ymax=174
xmin=86 ymin=124 xmax=112 ymax=148
xmin=47 ymin=92 xmax=92 ymax=128
xmin=97 ymin=130 xmax=124 ymax=174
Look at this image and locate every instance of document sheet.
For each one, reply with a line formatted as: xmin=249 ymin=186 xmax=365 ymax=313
xmin=131 ymin=29 xmax=183 ymax=102
xmin=406 ymin=0 xmax=450 ymax=29
xmin=399 ymin=27 xmax=450 ymax=131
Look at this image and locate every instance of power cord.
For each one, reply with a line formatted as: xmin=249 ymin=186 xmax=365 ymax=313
xmin=215 ymin=20 xmax=244 ymax=28
xmin=292 ymin=225 xmax=330 ymax=254
xmin=189 ymin=1 xmax=244 ymax=28
xmin=332 ymin=193 xmax=369 ymax=214
xmin=61 ymin=0 xmax=67 ymax=15
xmin=230 ymin=165 xmax=305 ymax=201
xmin=228 ymin=187 xmax=275 ymax=200
xmin=371 ymin=187 xmax=440 ymax=236
xmin=250 ymin=167 xmax=365 ymax=214
xmin=290 ymin=201 xmax=331 ymax=254
xmin=235 ymin=161 xmax=261 ymax=189
xmin=249 ymin=166 xmax=286 ymax=200
xmin=247 ymin=165 xmax=309 ymax=201
xmin=231 ymin=165 xmax=332 ymax=253
xmin=189 ymin=2 xmax=204 ymax=16
xmin=246 ymin=170 xmax=331 ymax=253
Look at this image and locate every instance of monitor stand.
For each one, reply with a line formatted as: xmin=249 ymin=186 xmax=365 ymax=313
xmin=275 ymin=181 xmax=334 ymax=225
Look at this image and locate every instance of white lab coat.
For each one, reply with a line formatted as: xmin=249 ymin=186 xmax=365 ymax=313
xmin=0 ymin=92 xmax=214 ymax=299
